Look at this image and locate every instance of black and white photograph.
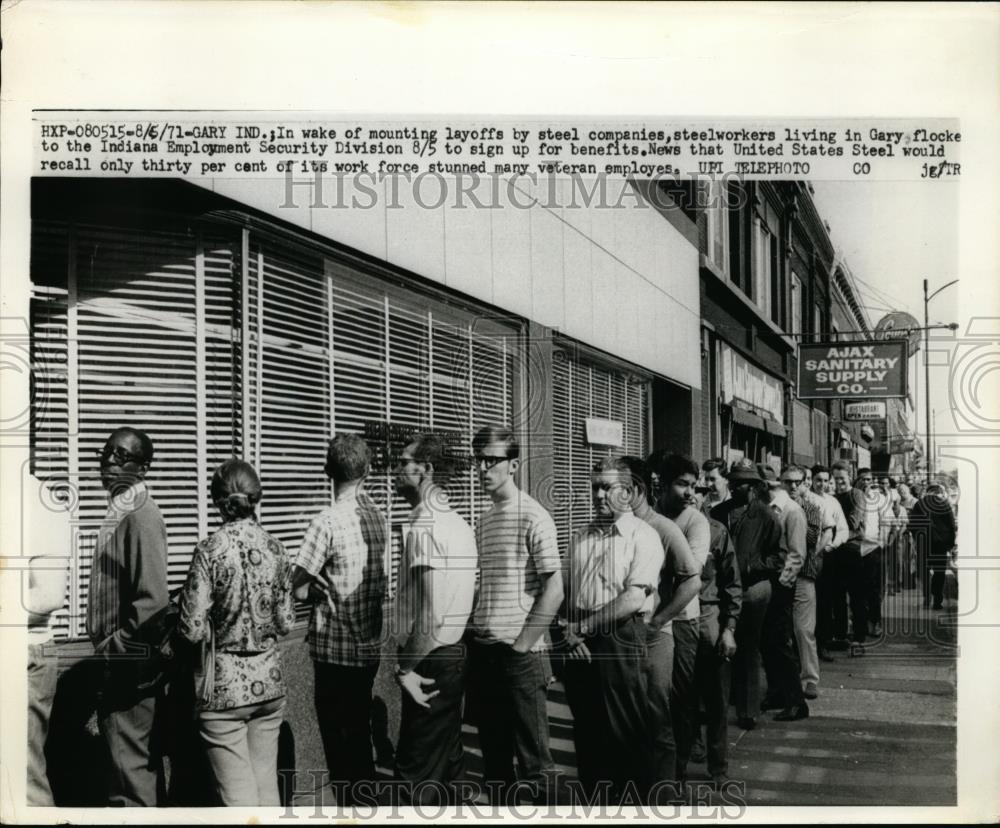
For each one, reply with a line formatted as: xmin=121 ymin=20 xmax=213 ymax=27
xmin=1 ymin=2 xmax=998 ymax=824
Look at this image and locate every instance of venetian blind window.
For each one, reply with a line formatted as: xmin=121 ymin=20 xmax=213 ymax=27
xmin=30 ymin=217 xmax=520 ymax=637
xmin=550 ymin=346 xmax=650 ymax=556
xmin=30 ymin=220 xmax=243 ymax=637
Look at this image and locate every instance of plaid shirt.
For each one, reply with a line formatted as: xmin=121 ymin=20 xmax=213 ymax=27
xmin=297 ymin=490 xmax=388 ymax=666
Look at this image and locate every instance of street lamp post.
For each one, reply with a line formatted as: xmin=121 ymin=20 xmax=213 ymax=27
xmin=923 ymin=278 xmax=959 ymax=483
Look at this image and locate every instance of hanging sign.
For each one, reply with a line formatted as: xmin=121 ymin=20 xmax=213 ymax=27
xmin=797 ymin=340 xmax=908 ymax=400
xmin=844 ymin=400 xmax=887 ymax=421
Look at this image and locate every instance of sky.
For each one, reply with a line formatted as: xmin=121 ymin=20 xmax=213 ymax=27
xmin=810 ymin=181 xmax=961 ymax=452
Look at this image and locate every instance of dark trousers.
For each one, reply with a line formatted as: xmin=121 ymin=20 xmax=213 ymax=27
xmin=97 ymin=680 xmax=163 ymax=807
xmin=864 ymin=548 xmax=885 ymax=627
xmin=833 ymin=545 xmax=868 ymax=643
xmin=732 ymin=579 xmax=771 ymax=720
xmin=395 ymin=643 xmax=466 ymax=804
xmin=670 ymin=618 xmax=699 ymax=777
xmin=561 ymin=617 xmax=675 ymax=802
xmin=815 ymin=554 xmax=838 ymax=647
xmin=466 ymin=641 xmax=554 ymax=799
xmin=313 ymin=660 xmax=379 ymax=804
xmin=675 ymin=606 xmax=731 ymax=777
xmin=923 ymin=553 xmax=950 ymax=606
xmin=760 ymin=578 xmax=805 ymax=709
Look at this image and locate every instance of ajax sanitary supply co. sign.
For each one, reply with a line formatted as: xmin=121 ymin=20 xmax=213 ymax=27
xmin=797 ymin=340 xmax=908 ymax=400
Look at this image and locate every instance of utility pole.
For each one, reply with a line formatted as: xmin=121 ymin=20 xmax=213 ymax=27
xmin=923 ymin=279 xmax=931 ymax=484
xmin=923 ymin=277 xmax=959 ymax=484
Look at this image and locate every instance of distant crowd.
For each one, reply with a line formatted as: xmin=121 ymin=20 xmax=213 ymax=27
xmin=25 ymin=426 xmax=958 ymax=808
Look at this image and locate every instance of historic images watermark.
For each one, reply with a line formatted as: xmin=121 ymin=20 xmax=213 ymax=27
xmin=277 ymin=169 xmax=749 ymax=213
xmin=274 ymin=771 xmax=749 ymax=820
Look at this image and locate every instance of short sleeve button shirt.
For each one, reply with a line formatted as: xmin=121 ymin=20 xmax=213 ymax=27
xmin=566 ymin=513 xmax=665 ymax=617
xmin=296 ymin=490 xmax=387 ymax=665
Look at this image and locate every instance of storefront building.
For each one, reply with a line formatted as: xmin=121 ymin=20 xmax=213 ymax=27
xmin=693 ymin=180 xmax=834 ymax=472
xmin=30 ymin=177 xmax=700 ymax=639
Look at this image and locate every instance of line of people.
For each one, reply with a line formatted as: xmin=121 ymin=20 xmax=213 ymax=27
xmin=26 ymin=425 xmax=957 ymax=807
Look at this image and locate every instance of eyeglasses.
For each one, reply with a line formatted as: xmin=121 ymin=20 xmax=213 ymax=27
xmin=98 ymin=446 xmax=142 ymax=466
xmin=475 ymin=455 xmax=509 ymax=470
xmin=781 ymin=477 xmax=805 ymax=487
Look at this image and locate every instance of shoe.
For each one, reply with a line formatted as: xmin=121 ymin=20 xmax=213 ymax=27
xmin=932 ymin=602 xmax=943 ymax=610
xmin=736 ymin=716 xmax=756 ymax=731
xmin=711 ymin=773 xmax=730 ymax=789
xmin=761 ymin=694 xmax=783 ymax=711
xmin=803 ymin=682 xmax=819 ymax=700
xmin=689 ymin=739 xmax=707 ymax=764
xmin=850 ymin=643 xmax=866 ymax=657
xmin=828 ymin=638 xmax=850 ymax=651
xmin=819 ymin=647 xmax=835 ymax=663
xmin=773 ymin=703 xmax=809 ymax=721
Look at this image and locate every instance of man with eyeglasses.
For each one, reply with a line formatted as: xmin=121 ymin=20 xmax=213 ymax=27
xmin=810 ymin=465 xmax=848 ymax=664
xmin=467 ymin=426 xmax=562 ymax=804
xmin=86 ymin=427 xmax=169 ymax=806
xmin=392 ymin=434 xmax=478 ymax=803
xmin=856 ymin=468 xmax=892 ymax=639
xmin=560 ymin=457 xmax=665 ymax=803
xmin=780 ymin=465 xmax=832 ymax=701
xmin=829 ymin=462 xmax=869 ymax=651
xmin=756 ymin=464 xmax=808 ymax=722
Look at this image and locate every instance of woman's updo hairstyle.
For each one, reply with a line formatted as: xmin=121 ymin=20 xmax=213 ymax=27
xmin=211 ymin=458 xmax=262 ymax=522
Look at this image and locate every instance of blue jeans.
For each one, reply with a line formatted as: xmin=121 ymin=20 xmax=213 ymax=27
xmin=199 ymin=696 xmax=286 ymax=806
xmin=466 ymin=640 xmax=554 ymax=799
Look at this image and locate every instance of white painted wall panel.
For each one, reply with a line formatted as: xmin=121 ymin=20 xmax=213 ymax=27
xmin=198 ymin=177 xmax=701 ymax=389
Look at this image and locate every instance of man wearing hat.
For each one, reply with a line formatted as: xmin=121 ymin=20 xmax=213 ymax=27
xmin=757 ymin=463 xmax=808 ymax=722
xmin=710 ymin=459 xmax=781 ymax=730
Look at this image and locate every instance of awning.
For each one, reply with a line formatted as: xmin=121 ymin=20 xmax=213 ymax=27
xmin=729 ymin=405 xmax=766 ymax=431
xmin=764 ymin=418 xmax=789 ymax=437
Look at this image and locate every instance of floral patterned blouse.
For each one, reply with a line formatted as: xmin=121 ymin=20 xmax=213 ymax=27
xmin=178 ymin=517 xmax=295 ymax=711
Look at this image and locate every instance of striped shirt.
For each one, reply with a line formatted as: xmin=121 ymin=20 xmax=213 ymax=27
xmin=297 ymin=490 xmax=388 ymax=666
xmin=472 ymin=491 xmax=560 ymax=650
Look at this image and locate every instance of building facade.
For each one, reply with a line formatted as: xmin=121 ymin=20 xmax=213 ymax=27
xmin=692 ymin=180 xmax=833 ymax=471
xmin=30 ymin=176 xmax=701 ymax=638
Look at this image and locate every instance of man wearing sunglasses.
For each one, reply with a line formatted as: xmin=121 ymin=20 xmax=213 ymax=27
xmin=467 ymin=426 xmax=562 ymax=804
xmin=710 ymin=459 xmax=781 ymax=731
xmin=86 ymin=427 xmax=169 ymax=806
